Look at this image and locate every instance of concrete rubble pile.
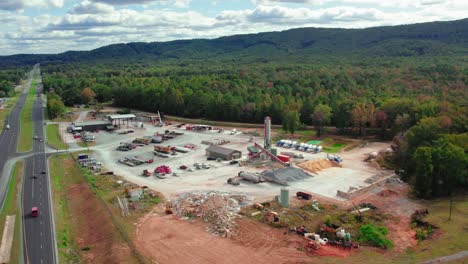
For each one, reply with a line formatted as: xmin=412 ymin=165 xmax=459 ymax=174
xmin=173 ymin=191 xmax=250 ymax=237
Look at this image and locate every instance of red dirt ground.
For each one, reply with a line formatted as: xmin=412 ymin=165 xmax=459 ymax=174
xmin=68 ymin=183 xmax=135 ymax=263
xmin=350 ymin=183 xmax=422 ymax=251
xmin=135 ymin=212 xmax=354 ymax=264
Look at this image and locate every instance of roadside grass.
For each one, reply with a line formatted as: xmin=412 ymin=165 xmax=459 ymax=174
xmin=50 ymin=153 xmax=148 ymax=263
xmin=46 ymin=124 xmax=68 ymax=150
xmin=49 ymin=154 xmax=81 ymax=263
xmin=0 ymin=161 xmax=24 ymax=264
xmin=316 ymin=196 xmax=468 ymax=264
xmin=0 ymin=91 xmax=21 ymax=130
xmin=77 ymin=141 xmax=96 ymax=148
xmin=17 ymin=81 xmax=36 ymax=152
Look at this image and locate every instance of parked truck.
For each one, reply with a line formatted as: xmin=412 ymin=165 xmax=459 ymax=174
xmin=154 ymin=145 xmax=171 ymax=154
xmin=296 ymin=191 xmax=313 ymax=200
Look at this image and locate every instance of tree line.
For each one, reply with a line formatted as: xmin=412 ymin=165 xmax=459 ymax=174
xmin=40 ymin=60 xmax=467 ymax=198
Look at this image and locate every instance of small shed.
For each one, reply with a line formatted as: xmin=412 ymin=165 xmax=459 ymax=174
xmin=205 ymin=145 xmax=241 ymax=160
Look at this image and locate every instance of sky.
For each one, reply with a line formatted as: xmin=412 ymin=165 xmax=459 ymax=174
xmin=0 ymin=0 xmax=467 ymax=55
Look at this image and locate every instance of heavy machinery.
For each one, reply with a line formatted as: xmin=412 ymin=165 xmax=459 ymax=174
xmin=165 ymin=202 xmax=173 ymax=214
xmin=227 ymin=176 xmax=241 ymax=186
xmin=154 ymin=145 xmax=171 ymax=154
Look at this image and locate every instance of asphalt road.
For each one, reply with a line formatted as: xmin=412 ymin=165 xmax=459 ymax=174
xmin=0 ymin=65 xmax=57 ymax=264
xmin=0 ymin=71 xmax=31 ymax=209
xmin=22 ymin=67 xmax=57 ymax=264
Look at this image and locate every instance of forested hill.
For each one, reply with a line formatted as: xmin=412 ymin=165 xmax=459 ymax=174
xmin=1 ymin=18 xmax=468 ymax=66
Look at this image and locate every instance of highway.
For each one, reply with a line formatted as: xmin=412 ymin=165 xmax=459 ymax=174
xmin=22 ymin=66 xmax=57 ymax=264
xmin=0 ymin=65 xmax=57 ymax=264
xmin=0 ymin=70 xmax=32 ymax=210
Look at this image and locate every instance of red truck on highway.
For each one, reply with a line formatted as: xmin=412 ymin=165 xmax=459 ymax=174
xmin=31 ymin=207 xmax=39 ymax=217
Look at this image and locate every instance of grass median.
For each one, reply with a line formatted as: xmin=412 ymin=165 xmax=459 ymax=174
xmin=0 ymin=161 xmax=24 ymax=264
xmin=17 ymin=81 xmax=36 ymax=152
xmin=46 ymin=124 xmax=68 ymax=150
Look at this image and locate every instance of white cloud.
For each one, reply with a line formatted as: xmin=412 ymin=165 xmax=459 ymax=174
xmin=69 ymin=1 xmax=114 ymax=14
xmin=0 ymin=0 xmax=65 ymax=10
xmin=0 ymin=0 xmax=466 ymax=54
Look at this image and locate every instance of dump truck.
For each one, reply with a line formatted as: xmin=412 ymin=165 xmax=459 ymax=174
xmin=154 ymin=145 xmax=171 ymax=154
xmin=154 ymin=152 xmax=169 ymax=158
xmin=134 ymin=156 xmax=154 ymax=163
xmin=133 ymin=138 xmax=151 ymax=145
xmin=173 ymin=146 xmax=190 ymax=153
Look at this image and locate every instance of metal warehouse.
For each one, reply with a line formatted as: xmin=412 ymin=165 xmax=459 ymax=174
xmin=205 ymin=145 xmax=242 ymax=160
xmin=72 ymin=121 xmax=113 ymax=132
xmin=106 ymin=114 xmax=137 ymax=127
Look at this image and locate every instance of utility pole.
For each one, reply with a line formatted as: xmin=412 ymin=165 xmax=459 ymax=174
xmin=448 ymin=194 xmax=453 ymax=221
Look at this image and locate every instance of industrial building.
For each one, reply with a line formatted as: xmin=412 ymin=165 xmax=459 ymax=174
xmin=205 ymin=145 xmax=241 ymax=160
xmin=106 ymin=114 xmax=137 ymax=127
xmin=71 ymin=121 xmax=113 ymax=132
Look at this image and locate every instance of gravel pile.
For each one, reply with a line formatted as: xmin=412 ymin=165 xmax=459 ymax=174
xmin=173 ymin=191 xmax=250 ymax=237
xmin=262 ymin=167 xmax=312 ymax=185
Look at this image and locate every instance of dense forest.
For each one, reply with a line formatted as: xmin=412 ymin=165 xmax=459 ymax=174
xmin=0 ymin=67 xmax=27 ymax=97
xmin=1 ymin=19 xmax=467 ymax=198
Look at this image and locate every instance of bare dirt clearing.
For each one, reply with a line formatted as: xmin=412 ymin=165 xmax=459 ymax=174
xmin=135 ymin=214 xmax=325 ymax=264
xmin=350 ymin=181 xmax=422 ymax=251
xmin=67 ymin=182 xmax=135 ymax=263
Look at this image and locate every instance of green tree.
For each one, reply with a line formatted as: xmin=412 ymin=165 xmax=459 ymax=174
xmin=413 ymin=147 xmax=433 ymax=198
xmin=47 ymin=93 xmax=66 ymax=119
xmin=313 ymin=104 xmax=332 ymax=137
xmin=282 ymin=110 xmax=300 ymax=134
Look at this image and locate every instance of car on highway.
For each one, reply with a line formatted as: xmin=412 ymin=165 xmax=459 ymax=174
xmin=31 ymin=207 xmax=39 ymax=217
xmin=6 ymin=124 xmax=9 ymax=129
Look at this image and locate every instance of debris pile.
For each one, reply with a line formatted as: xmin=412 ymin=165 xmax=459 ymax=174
xmin=297 ymin=159 xmax=342 ymax=174
xmin=173 ymin=191 xmax=251 ymax=237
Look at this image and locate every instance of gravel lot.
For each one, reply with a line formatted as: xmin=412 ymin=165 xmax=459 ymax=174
xmin=69 ymin=119 xmax=390 ymax=202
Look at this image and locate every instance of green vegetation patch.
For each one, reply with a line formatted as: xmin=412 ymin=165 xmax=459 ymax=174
xmin=358 ymin=224 xmax=393 ymax=249
xmin=46 ymin=124 xmax=68 ymax=150
xmin=17 ymin=81 xmax=37 ymax=152
xmin=0 ymin=161 xmax=24 ymax=264
xmin=322 ymin=139 xmax=348 ymax=153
